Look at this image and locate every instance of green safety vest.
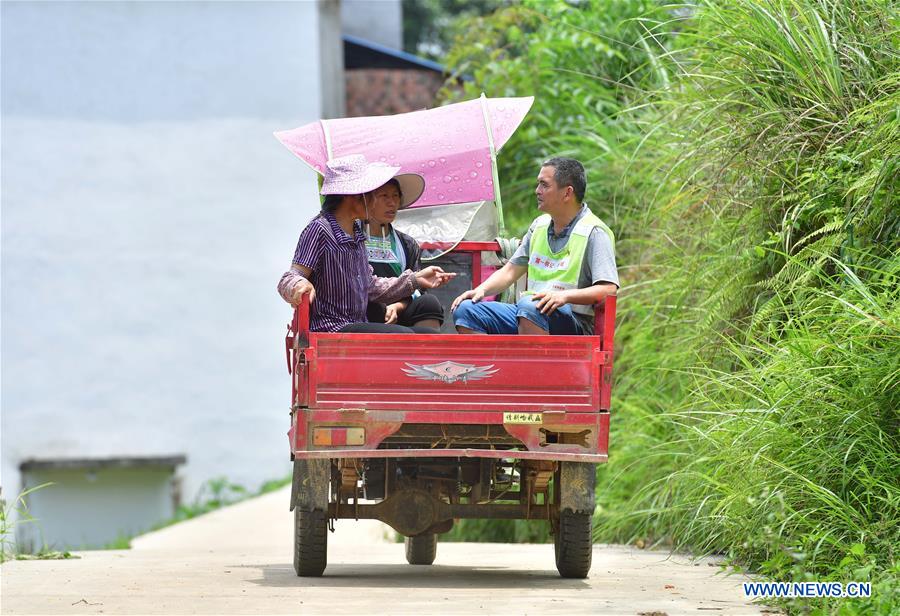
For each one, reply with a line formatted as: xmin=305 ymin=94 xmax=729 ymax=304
xmin=525 ymin=210 xmax=615 ymax=316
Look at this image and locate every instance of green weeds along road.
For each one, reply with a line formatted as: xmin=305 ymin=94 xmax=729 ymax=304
xmin=441 ymin=0 xmax=899 ymax=613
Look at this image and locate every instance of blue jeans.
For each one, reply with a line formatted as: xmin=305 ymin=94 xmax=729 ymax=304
xmin=452 ymin=297 xmax=584 ymax=335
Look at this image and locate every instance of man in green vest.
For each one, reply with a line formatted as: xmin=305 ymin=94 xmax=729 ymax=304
xmin=451 ymin=157 xmax=618 ymax=335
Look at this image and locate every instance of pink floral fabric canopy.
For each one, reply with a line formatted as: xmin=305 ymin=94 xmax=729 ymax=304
xmin=274 ymin=96 xmax=534 ymax=209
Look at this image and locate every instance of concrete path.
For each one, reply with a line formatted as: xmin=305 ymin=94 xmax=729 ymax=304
xmin=1 ymin=486 xmax=769 ymax=615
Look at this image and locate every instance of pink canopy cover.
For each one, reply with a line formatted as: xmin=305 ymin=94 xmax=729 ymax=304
xmin=274 ymin=96 xmax=534 ymax=208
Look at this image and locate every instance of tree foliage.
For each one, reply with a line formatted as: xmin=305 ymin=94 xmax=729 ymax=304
xmin=402 ymin=0 xmax=508 ymax=60
xmin=440 ymin=0 xmax=672 ymax=234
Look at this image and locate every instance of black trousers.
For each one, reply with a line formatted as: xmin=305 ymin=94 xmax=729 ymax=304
xmin=340 ymin=322 xmax=439 ymax=334
xmin=365 ymin=293 xmax=445 ymax=328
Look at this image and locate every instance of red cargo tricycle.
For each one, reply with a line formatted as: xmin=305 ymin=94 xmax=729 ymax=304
xmin=276 ymin=96 xmax=616 ymax=578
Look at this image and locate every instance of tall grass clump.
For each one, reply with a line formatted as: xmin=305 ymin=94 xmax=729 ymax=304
xmin=644 ymin=0 xmax=899 ymax=331
xmin=594 ymin=0 xmax=899 ymax=612
xmin=604 ymin=253 xmax=899 ymax=613
xmin=1 ymin=484 xmax=51 ymax=562
xmin=440 ymin=0 xmax=898 ymax=611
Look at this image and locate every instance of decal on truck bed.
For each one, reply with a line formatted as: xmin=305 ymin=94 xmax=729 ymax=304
xmin=402 ymin=361 xmax=499 ymax=384
xmin=503 ymin=412 xmax=543 ymax=424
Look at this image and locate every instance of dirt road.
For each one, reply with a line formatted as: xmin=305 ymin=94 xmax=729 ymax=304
xmin=1 ymin=486 xmax=768 ymax=615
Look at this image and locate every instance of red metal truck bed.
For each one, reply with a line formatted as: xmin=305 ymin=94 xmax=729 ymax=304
xmin=286 ymin=293 xmax=616 ymax=463
xmin=305 ymin=333 xmax=609 ymax=411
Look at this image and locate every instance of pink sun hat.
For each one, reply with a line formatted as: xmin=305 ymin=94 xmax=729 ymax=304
xmin=320 ymin=154 xmax=425 ymax=209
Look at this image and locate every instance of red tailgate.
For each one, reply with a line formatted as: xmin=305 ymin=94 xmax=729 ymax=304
xmin=301 ymin=333 xmax=609 ymax=412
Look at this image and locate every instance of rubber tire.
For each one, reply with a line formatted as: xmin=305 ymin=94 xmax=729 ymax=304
xmin=294 ymin=508 xmax=328 ymax=577
xmin=554 ymin=511 xmax=592 ymax=578
xmin=404 ymin=533 xmax=437 ymax=565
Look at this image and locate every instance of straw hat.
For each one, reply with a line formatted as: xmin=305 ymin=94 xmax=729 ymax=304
xmin=320 ymin=154 xmax=425 ymax=209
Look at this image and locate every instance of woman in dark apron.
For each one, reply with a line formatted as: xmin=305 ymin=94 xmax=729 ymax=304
xmin=364 ymin=179 xmax=445 ymax=330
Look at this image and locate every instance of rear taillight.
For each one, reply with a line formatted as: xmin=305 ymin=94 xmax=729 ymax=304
xmin=312 ymin=427 xmax=365 ymax=446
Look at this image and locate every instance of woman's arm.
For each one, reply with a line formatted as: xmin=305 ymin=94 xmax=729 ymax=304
xmin=278 ymin=220 xmax=323 ymax=306
xmin=278 ymin=264 xmax=316 ymax=306
xmin=369 ymin=265 xmax=454 ymax=304
xmin=369 ymin=268 xmax=417 ymax=304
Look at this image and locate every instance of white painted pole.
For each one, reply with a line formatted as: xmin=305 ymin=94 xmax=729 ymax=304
xmin=479 ymin=93 xmax=506 ymax=236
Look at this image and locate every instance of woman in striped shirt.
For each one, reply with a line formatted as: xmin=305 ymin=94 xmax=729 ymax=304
xmin=277 ymin=155 xmax=454 ymax=333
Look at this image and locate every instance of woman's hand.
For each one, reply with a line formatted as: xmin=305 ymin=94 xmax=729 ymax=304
xmin=384 ymin=301 xmax=405 ymax=324
xmin=278 ymin=266 xmax=316 ymax=307
xmin=290 ymin=278 xmax=316 ymax=306
xmin=415 ymin=266 xmax=456 ymax=289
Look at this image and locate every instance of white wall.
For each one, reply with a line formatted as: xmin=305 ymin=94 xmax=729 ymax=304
xmin=342 ymin=0 xmax=403 ymax=49
xmin=20 ymin=467 xmax=179 ymax=550
xmin=1 ymin=0 xmax=328 ymax=537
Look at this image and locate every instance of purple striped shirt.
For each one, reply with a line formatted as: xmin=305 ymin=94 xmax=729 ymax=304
xmin=285 ymin=213 xmax=416 ymax=332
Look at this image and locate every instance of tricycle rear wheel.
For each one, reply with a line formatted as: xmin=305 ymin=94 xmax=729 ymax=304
xmin=294 ymin=508 xmax=328 ymax=577
xmin=404 ymin=533 xmax=437 ymax=565
xmin=554 ymin=510 xmax=592 ymax=578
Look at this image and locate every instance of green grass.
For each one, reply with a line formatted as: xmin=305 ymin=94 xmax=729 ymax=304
xmin=101 ymin=534 xmax=134 ymax=551
xmin=438 ymin=518 xmax=551 ymax=543
xmin=14 ymin=549 xmax=80 ymax=561
xmin=601 ymin=253 xmax=899 ymax=614
xmin=142 ymin=473 xmax=293 ymax=537
xmin=439 ymin=0 xmax=898 ymax=612
xmin=0 ymin=482 xmax=53 ymax=564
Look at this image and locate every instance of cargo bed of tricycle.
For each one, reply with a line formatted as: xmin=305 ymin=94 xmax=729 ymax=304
xmin=284 ymin=253 xmax=616 ymax=579
xmin=287 ymin=297 xmax=615 ymax=464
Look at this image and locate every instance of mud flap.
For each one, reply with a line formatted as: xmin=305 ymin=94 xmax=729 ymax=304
xmin=559 ymin=461 xmax=596 ymax=514
xmin=290 ymin=458 xmax=330 ymax=511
